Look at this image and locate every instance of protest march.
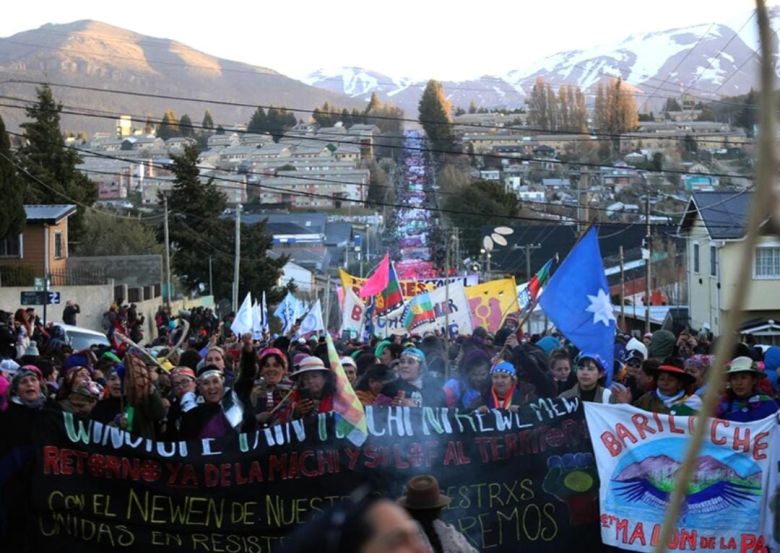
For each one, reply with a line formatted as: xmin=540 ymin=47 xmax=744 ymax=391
xmin=1 ymin=223 xmax=779 ymax=553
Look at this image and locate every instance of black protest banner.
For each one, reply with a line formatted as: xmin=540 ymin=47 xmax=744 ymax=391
xmin=30 ymin=398 xmax=599 ymax=552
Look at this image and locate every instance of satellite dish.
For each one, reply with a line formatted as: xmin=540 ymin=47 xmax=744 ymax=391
xmin=494 ymin=226 xmax=514 ymax=235
xmin=483 ymin=236 xmax=494 ymax=251
xmin=492 ymin=233 xmax=508 ymax=246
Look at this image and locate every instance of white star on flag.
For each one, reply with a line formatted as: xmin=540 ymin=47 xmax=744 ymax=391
xmin=586 ymin=289 xmax=616 ymax=327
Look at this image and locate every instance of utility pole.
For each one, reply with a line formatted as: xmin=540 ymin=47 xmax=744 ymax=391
xmin=522 ymin=243 xmax=542 ymax=282
xmin=619 ymin=245 xmax=626 ymax=331
xmin=579 ymin=169 xmax=590 ymax=236
xmin=644 ymin=195 xmax=652 ymax=334
xmin=163 ymin=195 xmax=172 ymax=307
xmin=324 ymin=273 xmax=331 ymax=332
xmin=208 ymin=256 xmax=213 ymax=298
xmin=232 ymin=203 xmax=242 ymax=312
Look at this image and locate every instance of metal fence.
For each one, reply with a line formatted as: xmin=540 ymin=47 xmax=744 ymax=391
xmin=0 ymin=266 xmax=110 ymax=287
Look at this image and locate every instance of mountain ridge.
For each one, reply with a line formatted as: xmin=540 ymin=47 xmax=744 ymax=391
xmin=0 ymin=20 xmax=363 ymax=133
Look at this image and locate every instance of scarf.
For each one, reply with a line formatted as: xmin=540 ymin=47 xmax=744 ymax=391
xmin=491 ymin=383 xmax=516 ymax=410
xmin=655 ymin=389 xmax=685 ymax=408
xmin=11 ymin=394 xmax=46 ymax=409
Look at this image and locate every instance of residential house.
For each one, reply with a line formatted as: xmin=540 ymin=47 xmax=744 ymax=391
xmin=678 ymin=191 xmax=780 ymax=340
xmin=0 ymin=205 xmax=77 ymax=282
xmin=682 ymin=163 xmax=718 ymax=192
xmin=207 ymin=133 xmax=240 ymax=149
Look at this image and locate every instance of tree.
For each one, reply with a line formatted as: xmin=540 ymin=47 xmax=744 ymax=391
xmin=468 ymin=100 xmax=478 ymax=114
xmin=663 ymin=97 xmax=682 ymax=113
xmin=202 ymin=110 xmax=215 ymax=131
xmin=18 ymin=84 xmax=97 ymax=243
xmin=365 ymin=93 xmax=382 ymax=114
xmin=266 ymin=107 xmax=296 ymax=142
xmin=216 ymin=125 xmax=225 ymax=135
xmin=161 ymin=144 xmax=284 ymax=302
xmin=442 ymin=178 xmax=523 ymax=255
xmin=595 ymin=78 xmax=639 ymax=134
xmin=736 ymin=89 xmax=757 ymax=136
xmin=74 ymin=211 xmax=163 ymax=256
xmin=247 ymin=107 xmax=268 ymax=134
xmin=418 ymin=80 xmax=456 ymax=155
xmin=143 ymin=115 xmax=155 ymax=135
xmin=179 ymin=114 xmax=194 ymax=137
xmin=0 ymin=115 xmax=25 ymax=239
xmin=157 ymin=110 xmax=180 ymax=140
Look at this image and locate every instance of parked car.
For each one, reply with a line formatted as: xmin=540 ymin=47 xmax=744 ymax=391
xmin=51 ymin=322 xmax=111 ymax=351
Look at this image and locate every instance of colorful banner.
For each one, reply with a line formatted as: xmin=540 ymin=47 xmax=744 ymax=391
xmin=339 ymin=269 xmax=478 ymax=300
xmin=15 ymin=400 xmax=597 ymax=552
xmin=465 ymin=278 xmax=519 ymax=333
xmin=585 ymin=403 xmax=773 ymax=553
xmin=374 ymin=281 xmax=474 ymax=337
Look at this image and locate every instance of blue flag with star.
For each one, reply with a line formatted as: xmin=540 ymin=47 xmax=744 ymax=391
xmin=539 ymin=227 xmax=616 ymax=384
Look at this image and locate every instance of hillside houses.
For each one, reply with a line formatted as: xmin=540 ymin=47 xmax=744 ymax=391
xmin=78 ymin=121 xmax=373 ymax=209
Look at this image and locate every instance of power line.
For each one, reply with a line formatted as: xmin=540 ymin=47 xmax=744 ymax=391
xmin=0 ymin=78 xmax=757 ymax=147
xmin=0 ymin=97 xmax=756 ymax=182
xmin=0 ymin=26 xmax=759 ymax=109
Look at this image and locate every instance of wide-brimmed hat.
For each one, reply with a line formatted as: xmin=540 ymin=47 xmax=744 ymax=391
xmin=398 ymin=475 xmax=451 ymax=510
xmin=290 ymin=356 xmax=329 ymax=379
xmin=656 ymin=357 xmax=695 ymax=383
xmin=726 ymin=356 xmax=764 ymax=377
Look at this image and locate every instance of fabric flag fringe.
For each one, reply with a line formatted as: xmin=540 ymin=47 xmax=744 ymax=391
xmin=325 ymin=332 xmax=368 ymax=446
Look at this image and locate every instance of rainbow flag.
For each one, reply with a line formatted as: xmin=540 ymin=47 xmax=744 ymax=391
xmin=376 ymin=261 xmax=404 ymax=316
xmin=403 ymin=291 xmax=436 ymax=331
xmin=325 ymin=332 xmax=368 ymax=446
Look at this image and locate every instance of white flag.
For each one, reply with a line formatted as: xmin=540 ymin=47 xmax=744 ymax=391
xmin=261 ymin=291 xmax=269 ymax=333
xmin=251 ymin=300 xmax=264 ymax=340
xmin=298 ymin=299 xmax=325 ymax=336
xmin=340 ymin=287 xmax=366 ymax=338
xmin=231 ymin=292 xmax=253 ymax=337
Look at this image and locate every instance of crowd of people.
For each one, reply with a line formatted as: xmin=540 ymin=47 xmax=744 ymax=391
xmin=0 ymin=302 xmax=779 ymax=552
xmin=1 ymin=303 xmax=779 ymax=440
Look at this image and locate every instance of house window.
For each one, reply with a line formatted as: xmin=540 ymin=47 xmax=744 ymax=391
xmin=710 ymin=246 xmax=717 ymax=277
xmin=0 ymin=234 xmax=21 ymax=257
xmin=755 ymin=246 xmax=780 ymax=279
xmin=693 ymin=243 xmax=700 ymax=273
xmin=54 ymin=232 xmax=64 ymax=259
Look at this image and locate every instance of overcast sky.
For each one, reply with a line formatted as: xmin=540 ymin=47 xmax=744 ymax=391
xmin=0 ymin=0 xmax=769 ymax=81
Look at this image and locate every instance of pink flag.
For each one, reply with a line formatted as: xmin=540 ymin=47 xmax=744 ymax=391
xmin=359 ymin=253 xmax=390 ymax=298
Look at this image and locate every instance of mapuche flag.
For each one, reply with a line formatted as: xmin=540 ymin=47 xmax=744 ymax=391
xmin=360 ymin=254 xmax=404 ymax=316
xmin=403 ymin=291 xmax=436 ymax=331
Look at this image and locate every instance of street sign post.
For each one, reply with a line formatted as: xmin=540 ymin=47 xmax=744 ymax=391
xmin=20 ymin=291 xmax=60 ymax=305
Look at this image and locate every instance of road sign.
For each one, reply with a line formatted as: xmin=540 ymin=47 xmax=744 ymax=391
xmin=34 ymin=277 xmax=44 ymax=291
xmin=20 ymin=291 xmax=60 ymax=305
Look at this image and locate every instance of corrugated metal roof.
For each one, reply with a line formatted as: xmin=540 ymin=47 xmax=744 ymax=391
xmin=692 ymin=191 xmax=751 ymax=239
xmin=24 ymin=204 xmax=77 ymax=222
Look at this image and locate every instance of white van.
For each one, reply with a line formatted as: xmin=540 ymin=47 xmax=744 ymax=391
xmin=51 ymin=323 xmax=111 ymax=351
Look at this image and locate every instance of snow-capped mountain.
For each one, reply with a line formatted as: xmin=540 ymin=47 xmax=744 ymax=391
xmin=304 ymin=11 xmax=776 ymax=114
xmin=300 ymin=67 xmax=414 ymax=100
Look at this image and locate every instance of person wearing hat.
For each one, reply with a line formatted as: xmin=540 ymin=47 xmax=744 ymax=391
xmin=477 ymin=360 xmax=537 ymax=412
xmin=59 ymin=380 xmax=103 ymax=419
xmin=395 ymin=347 xmax=444 ymax=408
xmin=289 ymin=356 xmax=335 ymax=418
xmin=684 ymin=354 xmax=713 ymax=397
xmin=560 ymin=354 xmax=630 ymax=404
xmin=716 ymin=356 xmax=779 ymax=422
xmin=398 ymin=475 xmax=477 ymax=553
xmin=234 ymin=336 xmax=294 ymax=429
xmin=178 ymin=363 xmax=245 ymax=440
xmin=340 ymin=356 xmax=358 ymax=386
xmin=633 ymin=357 xmax=702 ymax=415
